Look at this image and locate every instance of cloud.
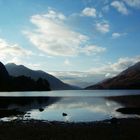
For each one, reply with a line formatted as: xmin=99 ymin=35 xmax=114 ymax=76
xmin=123 ymin=0 xmax=140 ymax=8
xmin=50 ymin=56 xmax=140 ymax=87
xmin=112 ymin=32 xmax=121 ymax=38
xmin=24 ymin=13 xmax=87 ymax=56
xmin=24 ymin=9 xmax=105 ymax=57
xmin=64 ymin=59 xmax=71 ymax=65
xmin=111 ymin=1 xmax=129 ymax=15
xmin=89 ymin=56 xmax=140 ymax=77
xmin=0 ymin=38 xmax=33 ymax=64
xmin=43 ymin=9 xmax=66 ymax=20
xmin=112 ymin=32 xmax=126 ymax=39
xmin=96 ymin=22 xmax=110 ymax=34
xmin=6 ymin=57 xmax=41 ymax=70
xmin=49 ymin=71 xmax=102 ymax=88
xmin=0 ymin=38 xmax=33 ymax=57
xmin=0 ymin=38 xmax=39 ymax=70
xmin=82 ymin=7 xmax=96 ymax=17
xmin=81 ymin=45 xmax=106 ymax=55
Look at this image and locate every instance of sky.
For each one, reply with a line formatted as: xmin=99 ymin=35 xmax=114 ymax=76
xmin=0 ymin=0 xmax=140 ymax=87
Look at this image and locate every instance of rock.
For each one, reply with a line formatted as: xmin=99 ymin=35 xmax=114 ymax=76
xmin=62 ymin=113 xmax=67 ymax=116
xmin=39 ymin=108 xmax=44 ymax=112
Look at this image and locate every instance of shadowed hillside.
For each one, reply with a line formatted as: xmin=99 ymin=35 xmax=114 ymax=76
xmin=86 ymin=62 xmax=140 ymax=89
xmin=6 ymin=63 xmax=79 ymax=90
xmin=0 ymin=62 xmax=50 ymax=91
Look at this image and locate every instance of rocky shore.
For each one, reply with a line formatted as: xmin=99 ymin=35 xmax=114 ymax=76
xmin=0 ymin=118 xmax=139 ymax=140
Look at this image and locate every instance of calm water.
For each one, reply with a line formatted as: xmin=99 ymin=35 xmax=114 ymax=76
xmin=0 ymin=90 xmax=140 ymax=97
xmin=0 ymin=90 xmax=140 ymax=122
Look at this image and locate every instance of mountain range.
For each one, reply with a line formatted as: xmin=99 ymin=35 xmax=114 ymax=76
xmin=1 ymin=61 xmax=140 ymax=91
xmin=86 ymin=62 xmax=140 ymax=89
xmin=0 ymin=62 xmax=50 ymax=91
xmin=5 ymin=63 xmax=79 ymax=90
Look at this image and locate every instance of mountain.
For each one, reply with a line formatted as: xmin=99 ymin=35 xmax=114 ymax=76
xmin=86 ymin=62 xmax=140 ymax=89
xmin=11 ymin=76 xmax=50 ymax=91
xmin=0 ymin=62 xmax=11 ymax=91
xmin=0 ymin=62 xmax=9 ymax=79
xmin=5 ymin=63 xmax=79 ymax=90
xmin=0 ymin=62 xmax=50 ymax=91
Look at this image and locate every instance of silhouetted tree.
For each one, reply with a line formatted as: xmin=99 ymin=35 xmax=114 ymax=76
xmin=36 ymin=78 xmax=50 ymax=91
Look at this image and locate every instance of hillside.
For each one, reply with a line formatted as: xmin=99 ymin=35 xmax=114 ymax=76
xmin=6 ymin=63 xmax=79 ymax=90
xmin=0 ymin=62 xmax=11 ymax=91
xmin=86 ymin=62 xmax=140 ymax=89
xmin=0 ymin=62 xmax=50 ymax=91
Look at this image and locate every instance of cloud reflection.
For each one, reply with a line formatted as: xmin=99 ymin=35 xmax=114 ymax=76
xmin=29 ymin=97 xmax=126 ymax=122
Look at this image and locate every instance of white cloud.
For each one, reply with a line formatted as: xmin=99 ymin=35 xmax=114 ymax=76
xmin=112 ymin=32 xmax=121 ymax=38
xmin=64 ymin=59 xmax=71 ymax=65
xmin=49 ymin=71 xmax=101 ymax=88
xmin=123 ymin=0 xmax=140 ymax=8
xmin=105 ymin=73 xmax=111 ymax=77
xmin=96 ymin=22 xmax=110 ymax=33
xmin=24 ymin=9 xmax=105 ymax=57
xmin=0 ymin=38 xmax=33 ymax=57
xmin=6 ymin=58 xmax=41 ymax=70
xmin=43 ymin=9 xmax=66 ymax=20
xmin=0 ymin=38 xmax=33 ymax=64
xmin=90 ymin=56 xmax=140 ymax=77
xmin=26 ymin=63 xmax=41 ymax=70
xmin=111 ymin=1 xmax=129 ymax=15
xmin=112 ymin=32 xmax=127 ymax=39
xmin=24 ymin=14 xmax=87 ymax=56
xmin=50 ymin=56 xmax=140 ymax=87
xmin=82 ymin=7 xmax=96 ymax=17
xmin=81 ymin=45 xmax=106 ymax=55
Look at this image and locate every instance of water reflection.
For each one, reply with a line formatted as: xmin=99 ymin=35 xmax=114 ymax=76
xmin=29 ymin=97 xmax=125 ymax=122
xmin=0 ymin=97 xmax=60 ymax=121
xmin=0 ymin=94 xmax=139 ymax=122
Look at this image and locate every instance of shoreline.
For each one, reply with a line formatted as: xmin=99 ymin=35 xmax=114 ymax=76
xmin=106 ymin=94 xmax=140 ymax=115
xmin=0 ymin=117 xmax=140 ymax=140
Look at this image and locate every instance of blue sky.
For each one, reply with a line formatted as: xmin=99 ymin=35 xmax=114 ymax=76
xmin=0 ymin=0 xmax=140 ymax=87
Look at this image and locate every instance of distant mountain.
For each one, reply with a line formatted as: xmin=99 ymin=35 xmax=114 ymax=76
xmin=6 ymin=63 xmax=79 ymax=90
xmin=86 ymin=62 xmax=140 ymax=89
xmin=0 ymin=62 xmax=50 ymax=91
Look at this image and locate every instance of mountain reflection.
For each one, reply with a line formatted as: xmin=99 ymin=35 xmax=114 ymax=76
xmin=0 ymin=97 xmax=60 ymax=119
xmin=0 ymin=95 xmax=137 ymax=122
